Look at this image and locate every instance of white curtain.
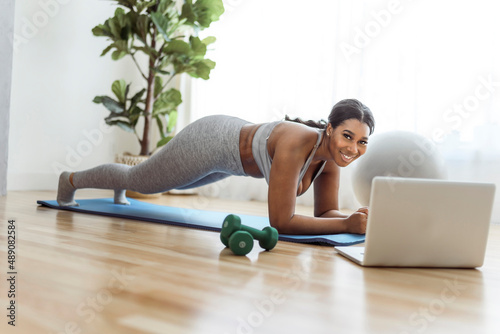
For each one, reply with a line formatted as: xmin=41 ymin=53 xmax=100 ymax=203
xmin=185 ymin=0 xmax=500 ymax=218
xmin=0 ymin=0 xmax=16 ymax=196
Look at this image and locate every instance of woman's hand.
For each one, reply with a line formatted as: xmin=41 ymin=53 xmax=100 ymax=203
xmin=344 ymin=207 xmax=369 ymax=234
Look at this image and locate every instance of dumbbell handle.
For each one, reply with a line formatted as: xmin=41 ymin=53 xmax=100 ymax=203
xmin=240 ymin=224 xmax=268 ymax=240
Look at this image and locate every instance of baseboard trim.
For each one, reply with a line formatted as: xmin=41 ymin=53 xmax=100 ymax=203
xmin=7 ymin=172 xmax=59 ymax=191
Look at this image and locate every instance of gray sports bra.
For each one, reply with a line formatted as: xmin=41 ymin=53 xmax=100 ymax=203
xmin=251 ymin=121 xmax=327 ymax=190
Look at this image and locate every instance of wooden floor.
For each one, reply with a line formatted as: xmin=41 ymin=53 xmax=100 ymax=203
xmin=1 ymin=190 xmax=499 ymax=334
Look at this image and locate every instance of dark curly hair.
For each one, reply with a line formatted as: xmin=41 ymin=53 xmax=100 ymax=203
xmin=285 ymin=99 xmax=375 ymax=135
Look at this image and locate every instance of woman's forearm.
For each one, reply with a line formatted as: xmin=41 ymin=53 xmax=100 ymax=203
xmin=273 ymin=214 xmax=348 ymax=235
xmin=319 ymin=210 xmax=349 ymax=219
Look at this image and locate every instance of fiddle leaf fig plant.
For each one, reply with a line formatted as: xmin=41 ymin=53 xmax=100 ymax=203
xmin=92 ymin=0 xmax=224 ymax=156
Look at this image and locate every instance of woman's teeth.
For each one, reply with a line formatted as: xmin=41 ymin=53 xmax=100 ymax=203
xmin=341 ymin=152 xmax=354 ymax=162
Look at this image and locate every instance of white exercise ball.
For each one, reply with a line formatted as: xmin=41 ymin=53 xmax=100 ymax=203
xmin=352 ymin=131 xmax=447 ymax=206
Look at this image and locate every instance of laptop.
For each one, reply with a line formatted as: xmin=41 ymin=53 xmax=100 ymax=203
xmin=335 ymin=176 xmax=496 ymax=268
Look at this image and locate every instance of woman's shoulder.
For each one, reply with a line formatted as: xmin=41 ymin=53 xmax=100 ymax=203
xmin=268 ymin=121 xmax=323 ymax=157
xmin=275 ymin=121 xmax=322 ymax=143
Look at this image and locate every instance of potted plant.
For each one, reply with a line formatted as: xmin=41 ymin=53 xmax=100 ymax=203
xmin=91 ymin=0 xmax=224 ymax=197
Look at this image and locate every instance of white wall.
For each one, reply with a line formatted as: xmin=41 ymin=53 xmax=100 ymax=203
xmin=8 ymin=0 xmax=142 ymax=191
xmin=7 ymin=1 xmax=500 ymax=225
xmin=0 ymin=0 xmax=16 ymax=196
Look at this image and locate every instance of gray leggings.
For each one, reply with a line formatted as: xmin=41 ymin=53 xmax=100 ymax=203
xmin=72 ymin=115 xmax=249 ymax=194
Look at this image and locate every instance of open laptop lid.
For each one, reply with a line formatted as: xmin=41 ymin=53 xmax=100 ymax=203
xmin=362 ymin=177 xmax=496 ymax=267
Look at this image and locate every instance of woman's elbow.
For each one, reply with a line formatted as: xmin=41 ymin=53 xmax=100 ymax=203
xmin=269 ymin=216 xmax=292 ymax=234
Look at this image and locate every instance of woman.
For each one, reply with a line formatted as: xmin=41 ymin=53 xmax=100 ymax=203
xmin=57 ymin=99 xmax=375 ymax=235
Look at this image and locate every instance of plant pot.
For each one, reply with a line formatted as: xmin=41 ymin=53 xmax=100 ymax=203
xmin=115 ymin=153 xmax=161 ymax=199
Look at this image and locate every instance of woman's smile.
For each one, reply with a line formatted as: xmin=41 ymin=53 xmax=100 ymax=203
xmin=340 ymin=151 xmax=357 ymax=163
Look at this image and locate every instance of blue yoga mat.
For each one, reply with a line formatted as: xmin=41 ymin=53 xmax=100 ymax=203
xmin=37 ymin=198 xmax=365 ymax=246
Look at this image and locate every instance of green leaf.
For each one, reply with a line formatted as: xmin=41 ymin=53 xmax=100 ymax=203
xmin=202 ymin=36 xmax=216 ymax=46
xmin=94 ymin=95 xmax=124 ymax=113
xmin=104 ymin=8 xmax=132 ymax=41
xmin=130 ymin=88 xmax=146 ymax=105
xmin=202 ymin=58 xmax=216 ymax=69
xmin=120 ymin=24 xmax=132 ymax=40
xmin=115 ymin=7 xmax=127 ymax=27
xmin=165 ymin=40 xmax=191 ymax=55
xmin=100 ymin=44 xmax=114 ymax=57
xmin=156 ymin=136 xmax=174 ymax=148
xmin=126 ymin=89 xmax=146 ymax=124
xmin=167 ymin=110 xmax=178 ymax=132
xmin=136 ymin=1 xmax=156 ymax=14
xmin=163 ymin=88 xmax=182 ymax=106
xmin=92 ymin=24 xmax=113 ymax=37
xmin=124 ymin=83 xmax=130 ymax=102
xmin=154 ymin=76 xmax=164 ymax=98
xmin=151 ymin=11 xmax=171 ymax=42
xmin=108 ymin=18 xmax=122 ymax=39
xmin=189 ymin=59 xmax=216 ymax=80
xmin=191 ymin=63 xmax=209 ymax=79
xmin=102 ymin=40 xmax=129 ymax=60
xmin=157 ymin=0 xmax=174 ymax=15
xmin=93 ymin=96 xmax=104 ymax=104
xmin=129 ymin=106 xmax=143 ymax=126
xmin=135 ymin=15 xmax=150 ymax=43
xmin=112 ymin=80 xmax=128 ymax=104
xmin=193 ymin=0 xmax=225 ymax=28
xmin=190 ymin=36 xmax=206 ymax=57
xmin=167 ymin=18 xmax=187 ymax=36
xmin=153 ymin=88 xmax=182 ymax=115
xmin=106 ymin=120 xmax=135 ymax=133
xmin=115 ymin=0 xmax=136 ymax=9
xmin=112 ymin=50 xmax=128 ymax=60
xmin=155 ymin=115 xmax=166 ymax=138
xmin=133 ymin=46 xmax=158 ymax=59
xmin=116 ymin=39 xmax=129 ymax=50
xmin=126 ymin=10 xmax=138 ymax=27
xmin=180 ymin=0 xmax=196 ymax=25
xmin=103 ymin=98 xmax=125 ymax=114
xmin=152 ymin=67 xmax=171 ymax=76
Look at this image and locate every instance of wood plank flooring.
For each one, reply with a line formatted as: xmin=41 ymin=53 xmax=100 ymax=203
xmin=0 ymin=190 xmax=499 ymax=334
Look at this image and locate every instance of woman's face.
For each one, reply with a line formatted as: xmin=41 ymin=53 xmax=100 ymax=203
xmin=326 ymin=119 xmax=370 ymax=167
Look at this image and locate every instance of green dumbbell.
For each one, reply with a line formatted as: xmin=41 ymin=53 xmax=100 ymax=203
xmin=221 ymin=214 xmax=279 ymax=252
xmin=228 ymin=230 xmax=254 ymax=256
xmin=220 ymin=233 xmax=230 ymax=247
